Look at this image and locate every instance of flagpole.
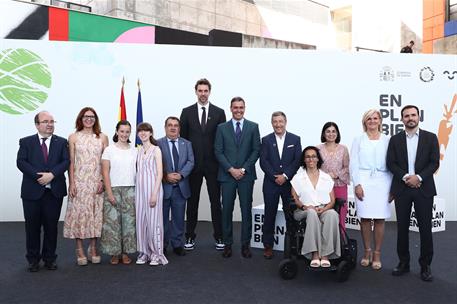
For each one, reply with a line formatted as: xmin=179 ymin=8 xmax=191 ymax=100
xmin=136 ymin=78 xmax=144 ymax=147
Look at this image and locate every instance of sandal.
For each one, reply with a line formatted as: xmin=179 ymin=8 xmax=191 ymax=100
xmin=372 ymin=251 xmax=382 ymax=270
xmin=121 ymin=254 xmax=132 ymax=265
xmin=110 ymin=255 xmax=120 ymax=265
xmin=360 ymin=248 xmax=372 ymax=267
xmin=320 ymin=258 xmax=331 ymax=268
xmin=87 ymin=246 xmax=101 ymax=264
xmin=310 ymin=259 xmax=321 ymax=268
xmin=76 ymin=248 xmax=88 ymax=266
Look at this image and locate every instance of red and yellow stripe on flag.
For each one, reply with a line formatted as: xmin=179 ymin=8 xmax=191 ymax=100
xmin=118 ymin=78 xmax=126 ymax=121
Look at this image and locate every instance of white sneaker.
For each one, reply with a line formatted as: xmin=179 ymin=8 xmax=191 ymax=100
xmin=184 ymin=238 xmax=195 ymax=250
xmin=215 ymin=239 xmax=225 ymax=251
xmin=149 ymin=260 xmax=159 ymax=266
xmin=136 ymin=255 xmax=148 ymax=265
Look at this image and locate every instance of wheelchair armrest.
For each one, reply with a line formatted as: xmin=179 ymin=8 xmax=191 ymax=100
xmin=287 ymin=198 xmax=298 ymax=212
xmin=333 ymin=198 xmax=346 ymax=214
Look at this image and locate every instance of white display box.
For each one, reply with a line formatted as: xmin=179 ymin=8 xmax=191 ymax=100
xmin=251 ymin=204 xmax=286 ymax=251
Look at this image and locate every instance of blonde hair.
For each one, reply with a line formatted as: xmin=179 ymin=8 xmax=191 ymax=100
xmin=362 ymin=109 xmax=382 ymax=132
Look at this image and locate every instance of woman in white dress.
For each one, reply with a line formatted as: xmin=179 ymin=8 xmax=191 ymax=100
xmin=350 ymin=109 xmax=392 ymax=270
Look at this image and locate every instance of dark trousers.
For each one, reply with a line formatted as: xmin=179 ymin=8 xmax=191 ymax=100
xmin=22 ymin=189 xmax=63 ymax=264
xmin=186 ymin=169 xmax=222 ymax=240
xmin=262 ymin=184 xmax=291 ymax=247
xmin=394 ymin=187 xmax=434 ymax=266
xmin=163 ymin=187 xmax=186 ymax=249
xmin=221 ymin=180 xmax=254 ymax=246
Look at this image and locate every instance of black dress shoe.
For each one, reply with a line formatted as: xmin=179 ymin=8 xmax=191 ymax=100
xmin=173 ymin=247 xmax=186 ymax=256
xmin=222 ymin=245 xmax=232 ymax=258
xmin=241 ymin=245 xmax=252 ymax=258
xmin=392 ymin=263 xmax=410 ymax=276
xmin=45 ymin=261 xmax=58 ymax=270
xmin=420 ymin=265 xmax=433 ymax=282
xmin=28 ymin=262 xmax=39 ymax=272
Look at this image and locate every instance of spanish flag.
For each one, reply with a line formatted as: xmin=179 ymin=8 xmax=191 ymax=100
xmin=118 ymin=77 xmax=127 ymax=121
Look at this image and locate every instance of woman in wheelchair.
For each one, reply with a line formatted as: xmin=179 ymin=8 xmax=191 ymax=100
xmin=290 ymin=146 xmax=340 ymax=268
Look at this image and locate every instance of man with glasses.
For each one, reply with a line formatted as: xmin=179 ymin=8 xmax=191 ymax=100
xmin=17 ymin=111 xmax=69 ymax=272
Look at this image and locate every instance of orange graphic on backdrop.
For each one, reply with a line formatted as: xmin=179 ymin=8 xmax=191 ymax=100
xmin=437 ymin=94 xmax=457 ymax=161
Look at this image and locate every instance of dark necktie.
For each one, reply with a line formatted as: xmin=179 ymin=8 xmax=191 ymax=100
xmin=41 ymin=137 xmax=48 ymax=163
xmin=201 ymin=107 xmax=206 ymax=131
xmin=171 ymin=140 xmax=179 ymax=172
xmin=235 ymin=122 xmax=241 ymax=144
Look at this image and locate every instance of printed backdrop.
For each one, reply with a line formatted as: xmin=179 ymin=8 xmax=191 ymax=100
xmin=0 ymin=39 xmax=456 ymax=221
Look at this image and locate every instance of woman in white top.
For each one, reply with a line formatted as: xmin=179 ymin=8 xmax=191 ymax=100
xmin=100 ymin=120 xmax=138 ymax=265
xmin=350 ymin=109 xmax=392 ymax=270
xmin=291 ymin=146 xmax=340 ymax=268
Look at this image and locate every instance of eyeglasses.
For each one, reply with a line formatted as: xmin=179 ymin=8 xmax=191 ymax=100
xmin=82 ymin=115 xmax=96 ymax=120
xmin=38 ymin=120 xmax=56 ymax=125
xmin=304 ymin=155 xmax=318 ymax=159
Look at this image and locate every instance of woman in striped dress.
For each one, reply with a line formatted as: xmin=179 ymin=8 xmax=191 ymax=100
xmin=135 ymin=122 xmax=168 ymax=266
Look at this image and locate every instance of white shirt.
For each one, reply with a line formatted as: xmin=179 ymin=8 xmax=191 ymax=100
xmin=406 ymin=129 xmax=419 ymax=175
xmin=275 ymin=131 xmax=286 ymax=159
xmin=38 ymin=133 xmax=52 ymax=154
xmin=290 ymin=168 xmax=334 ymax=207
xmin=101 ymin=144 xmax=137 ymax=187
xmin=38 ymin=134 xmax=52 ymax=188
xmin=197 ymin=102 xmax=209 ymax=125
xmin=232 ymin=118 xmax=245 ymax=131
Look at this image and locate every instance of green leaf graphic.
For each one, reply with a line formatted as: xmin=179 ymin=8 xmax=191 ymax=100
xmin=0 ymin=48 xmax=52 ymax=115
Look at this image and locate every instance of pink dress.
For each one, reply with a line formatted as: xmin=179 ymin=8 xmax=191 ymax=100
xmin=64 ymin=132 xmax=104 ymax=239
xmin=317 ymin=143 xmax=350 ymax=232
xmin=136 ymin=145 xmax=168 ymax=265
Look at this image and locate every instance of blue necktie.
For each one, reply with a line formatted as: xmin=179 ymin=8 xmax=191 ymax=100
xmin=171 ymin=140 xmax=179 ymax=172
xmin=235 ymin=122 xmax=241 ymax=144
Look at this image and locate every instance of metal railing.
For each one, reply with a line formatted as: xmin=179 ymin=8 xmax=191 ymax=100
xmin=50 ymin=0 xmax=91 ymax=13
xmin=355 ymin=46 xmax=389 ymax=53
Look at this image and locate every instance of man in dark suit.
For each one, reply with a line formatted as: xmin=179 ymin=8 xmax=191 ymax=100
xmin=158 ymin=117 xmax=194 ymax=256
xmin=214 ymin=97 xmax=260 ymax=258
xmin=386 ymin=105 xmax=440 ymax=282
xmin=180 ymin=78 xmax=226 ymax=251
xmin=16 ymin=111 xmax=69 ymax=272
xmin=260 ymin=111 xmax=301 ymax=259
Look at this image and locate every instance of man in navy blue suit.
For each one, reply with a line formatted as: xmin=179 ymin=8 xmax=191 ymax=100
xmin=17 ymin=111 xmax=69 ymax=272
xmin=158 ymin=116 xmax=194 ymax=256
xmin=259 ymin=111 xmax=301 ymax=259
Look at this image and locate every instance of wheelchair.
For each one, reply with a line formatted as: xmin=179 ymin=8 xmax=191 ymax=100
xmin=278 ymin=198 xmax=357 ymax=282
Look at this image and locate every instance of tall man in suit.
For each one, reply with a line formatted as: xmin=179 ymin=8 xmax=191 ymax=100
xmin=158 ymin=116 xmax=194 ymax=256
xmin=17 ymin=111 xmax=69 ymax=272
xmin=180 ymin=78 xmax=226 ymax=251
xmin=386 ymin=105 xmax=440 ymax=282
xmin=260 ymin=111 xmax=301 ymax=259
xmin=214 ymin=97 xmax=260 ymax=258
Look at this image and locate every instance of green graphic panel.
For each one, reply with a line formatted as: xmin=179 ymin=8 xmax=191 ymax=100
xmin=69 ymin=11 xmax=148 ymax=42
xmin=0 ymin=48 xmax=51 ymax=115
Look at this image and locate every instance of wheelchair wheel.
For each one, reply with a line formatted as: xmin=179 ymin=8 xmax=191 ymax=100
xmin=279 ymin=259 xmax=298 ymax=280
xmin=336 ymin=260 xmax=350 ymax=282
